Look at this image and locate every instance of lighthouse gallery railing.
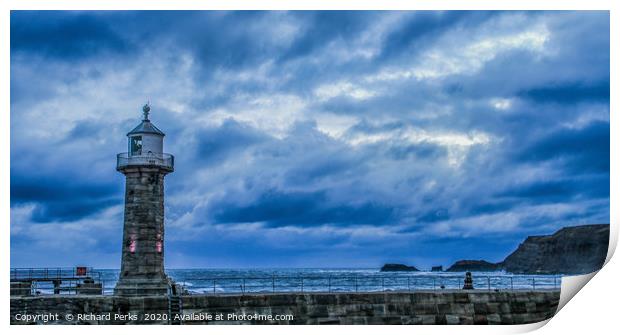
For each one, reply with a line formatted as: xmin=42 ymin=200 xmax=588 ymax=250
xmin=117 ymin=152 xmax=174 ymax=171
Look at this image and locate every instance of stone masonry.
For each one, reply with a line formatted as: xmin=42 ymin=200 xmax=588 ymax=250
xmin=114 ymin=166 xmax=171 ymax=296
xmin=11 ymin=290 xmax=559 ymax=325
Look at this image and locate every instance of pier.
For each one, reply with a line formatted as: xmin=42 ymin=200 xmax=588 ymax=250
xmin=10 ymin=289 xmax=560 ymax=325
xmin=10 ymin=267 xmax=104 ymax=296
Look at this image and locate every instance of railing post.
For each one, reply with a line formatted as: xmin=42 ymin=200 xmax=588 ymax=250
xmin=242 ymin=278 xmax=245 ymax=294
xmin=407 ymin=277 xmax=410 ymax=292
xmin=355 ymin=276 xmax=358 ymax=292
xmin=301 ymin=277 xmax=304 ymax=293
xmin=213 ymin=279 xmax=216 ymax=294
xmin=381 ymin=277 xmax=384 ymax=292
xmin=433 ymin=277 xmax=436 ymax=291
xmin=487 ymin=276 xmax=491 ymax=291
xmin=328 ymin=276 xmax=331 ymax=293
xmin=272 ymin=275 xmax=275 ymax=293
xmin=510 ymin=277 xmax=514 ymax=291
xmin=532 ymin=278 xmax=535 ymax=290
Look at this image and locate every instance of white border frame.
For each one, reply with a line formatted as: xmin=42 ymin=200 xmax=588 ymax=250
xmin=2 ymin=1 xmax=617 ymax=334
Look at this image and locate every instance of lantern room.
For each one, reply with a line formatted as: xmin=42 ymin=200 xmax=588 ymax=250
xmin=127 ymin=104 xmax=164 ymax=156
xmin=116 ymin=104 xmax=174 ymax=172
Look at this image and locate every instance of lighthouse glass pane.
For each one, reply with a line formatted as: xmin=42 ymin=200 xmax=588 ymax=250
xmin=130 ymin=136 xmax=142 ymax=156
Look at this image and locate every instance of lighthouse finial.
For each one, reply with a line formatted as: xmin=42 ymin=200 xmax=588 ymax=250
xmin=142 ymin=103 xmax=151 ymax=121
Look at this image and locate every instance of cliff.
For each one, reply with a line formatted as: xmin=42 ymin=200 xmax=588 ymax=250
xmin=380 ymin=224 xmax=608 ymax=275
xmin=503 ymin=224 xmax=609 ymax=274
xmin=446 ymin=260 xmax=502 ymax=272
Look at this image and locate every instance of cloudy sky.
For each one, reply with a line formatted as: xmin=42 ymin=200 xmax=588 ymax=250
xmin=10 ymin=11 xmax=609 ymax=269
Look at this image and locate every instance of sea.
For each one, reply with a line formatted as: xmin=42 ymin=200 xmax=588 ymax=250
xmin=84 ymin=268 xmax=561 ymax=295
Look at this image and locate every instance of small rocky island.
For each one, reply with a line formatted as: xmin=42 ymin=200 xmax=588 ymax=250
xmin=446 ymin=260 xmax=502 ymax=272
xmin=380 ymin=263 xmax=419 ymax=272
xmin=381 ymin=224 xmax=609 ymax=275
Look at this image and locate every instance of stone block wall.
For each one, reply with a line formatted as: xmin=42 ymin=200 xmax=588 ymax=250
xmin=11 ymin=290 xmax=559 ymax=325
xmin=115 ymin=166 xmax=170 ymax=296
xmin=10 ymin=282 xmax=32 ymax=297
xmin=180 ymin=291 xmax=558 ymax=325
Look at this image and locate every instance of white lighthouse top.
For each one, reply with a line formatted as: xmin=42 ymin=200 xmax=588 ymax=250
xmin=117 ymin=103 xmax=174 ymax=172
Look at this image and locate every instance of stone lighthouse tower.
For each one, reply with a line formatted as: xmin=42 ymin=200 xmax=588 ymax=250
xmin=115 ymin=104 xmax=174 ymax=296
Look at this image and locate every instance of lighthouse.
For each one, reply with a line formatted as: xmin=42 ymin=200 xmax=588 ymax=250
xmin=115 ymin=104 xmax=174 ymax=296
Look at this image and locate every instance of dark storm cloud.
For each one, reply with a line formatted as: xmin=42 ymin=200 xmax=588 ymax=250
xmin=498 ymin=175 xmax=609 ymax=202
xmin=11 ymin=11 xmax=131 ymax=60
xmin=386 ymin=142 xmax=446 ymax=161
xmin=278 ymin=11 xmax=376 ymax=61
xmin=515 ymin=121 xmax=610 ymax=174
xmin=210 ymin=189 xmax=397 ymax=228
xmin=10 ymin=117 xmax=126 ymax=223
xmin=416 ymin=208 xmax=450 ymax=223
xmin=163 ymin=12 xmax=278 ymax=69
xmin=518 ymin=81 xmax=610 ymax=104
xmin=283 ymin=154 xmax=360 ymax=184
xmin=467 ymin=200 xmax=518 ymax=217
xmin=10 ymin=11 xmax=610 ymax=267
xmin=30 ymin=198 xmax=122 ymax=223
xmin=379 ymin=11 xmax=496 ymax=59
xmin=11 ymin=173 xmax=122 ymax=223
xmin=11 ymin=175 xmax=118 ymax=202
xmin=194 ymin=119 xmax=269 ymax=165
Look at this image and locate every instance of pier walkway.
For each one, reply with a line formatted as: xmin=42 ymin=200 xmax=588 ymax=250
xmin=10 ymin=267 xmax=104 ymax=295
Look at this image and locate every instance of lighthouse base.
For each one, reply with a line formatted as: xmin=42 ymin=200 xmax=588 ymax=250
xmin=114 ymin=277 xmax=170 ymax=296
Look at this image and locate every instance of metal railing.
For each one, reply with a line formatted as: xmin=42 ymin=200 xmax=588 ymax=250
xmin=173 ymin=274 xmax=562 ymax=295
xmin=10 ymin=267 xmax=104 ymax=296
xmin=11 ymin=270 xmax=561 ymax=296
xmin=11 ymin=267 xmax=101 ymax=281
xmin=11 ymin=279 xmax=105 ymax=296
xmin=116 ymin=152 xmax=174 ymax=171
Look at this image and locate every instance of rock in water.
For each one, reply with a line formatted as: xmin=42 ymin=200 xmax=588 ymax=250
xmin=446 ymin=260 xmax=501 ymax=272
xmin=503 ymin=224 xmax=609 ymax=274
xmin=380 ymin=263 xmax=419 ymax=272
